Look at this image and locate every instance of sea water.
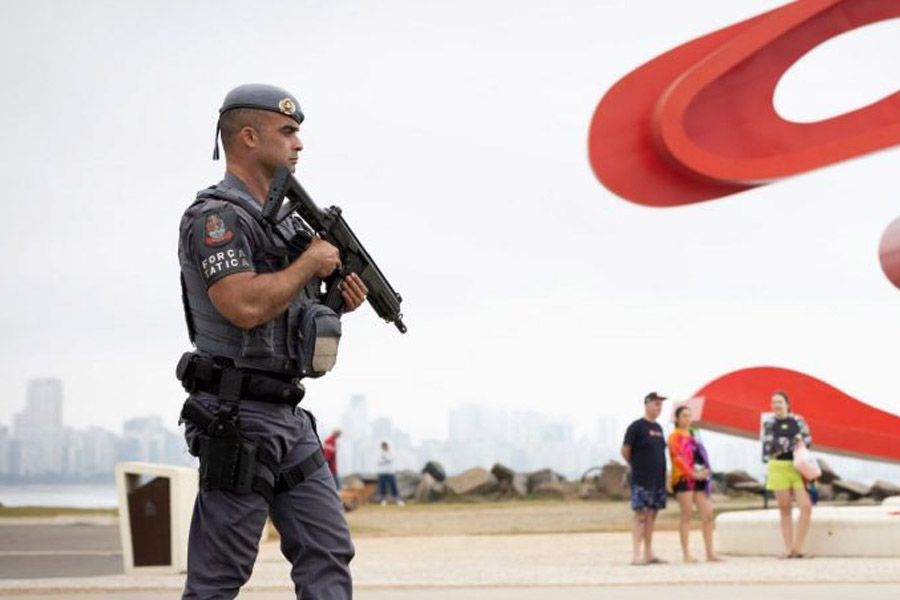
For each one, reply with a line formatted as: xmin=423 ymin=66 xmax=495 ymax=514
xmin=0 ymin=484 xmax=118 ymax=508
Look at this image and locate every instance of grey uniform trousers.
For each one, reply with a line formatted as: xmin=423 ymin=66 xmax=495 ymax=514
xmin=182 ymin=395 xmax=354 ymax=600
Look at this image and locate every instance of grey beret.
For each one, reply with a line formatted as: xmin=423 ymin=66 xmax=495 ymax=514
xmin=219 ymin=83 xmax=304 ymax=125
xmin=213 ymin=83 xmax=304 ymax=160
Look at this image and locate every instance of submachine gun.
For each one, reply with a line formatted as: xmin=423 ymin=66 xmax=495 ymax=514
xmin=263 ymin=166 xmax=407 ymax=334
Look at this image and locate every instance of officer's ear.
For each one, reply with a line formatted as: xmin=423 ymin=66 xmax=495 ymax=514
xmin=238 ymin=125 xmax=259 ymax=149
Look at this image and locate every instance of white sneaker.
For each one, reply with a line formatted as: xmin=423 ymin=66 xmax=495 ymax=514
xmin=380 ymin=500 xmax=387 ymax=507
xmin=397 ymin=499 xmax=405 ymax=506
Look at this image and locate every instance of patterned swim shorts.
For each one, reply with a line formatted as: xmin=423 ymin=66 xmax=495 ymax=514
xmin=630 ymin=483 xmax=667 ymax=511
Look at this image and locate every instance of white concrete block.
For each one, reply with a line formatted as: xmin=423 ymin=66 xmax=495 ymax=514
xmin=115 ymin=462 xmax=198 ymax=574
xmin=717 ymin=504 xmax=900 ymax=557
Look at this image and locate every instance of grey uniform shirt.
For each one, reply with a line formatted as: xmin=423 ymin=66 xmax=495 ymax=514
xmin=178 ymin=172 xmax=317 ymax=376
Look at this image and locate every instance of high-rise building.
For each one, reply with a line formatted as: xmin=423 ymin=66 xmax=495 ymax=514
xmin=0 ymin=426 xmax=10 ymax=475
xmin=341 ymin=395 xmax=369 ymax=441
xmin=371 ymin=417 xmax=393 ymax=442
xmin=119 ymin=416 xmax=189 ymax=466
xmin=12 ymin=378 xmax=65 ymax=475
xmin=339 ymin=395 xmax=371 ymax=473
xmin=63 ymin=426 xmax=118 ymax=477
xmin=16 ymin=378 xmax=62 ymax=437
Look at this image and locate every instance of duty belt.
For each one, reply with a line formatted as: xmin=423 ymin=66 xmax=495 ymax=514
xmin=176 ymin=352 xmax=305 ymax=405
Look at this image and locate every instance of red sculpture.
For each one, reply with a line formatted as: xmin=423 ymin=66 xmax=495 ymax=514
xmin=681 ymin=366 xmax=900 ymax=463
xmin=588 ymin=0 xmax=900 ymax=207
xmin=880 ymin=216 xmax=900 ymax=291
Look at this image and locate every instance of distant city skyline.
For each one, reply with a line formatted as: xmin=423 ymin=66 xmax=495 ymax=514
xmin=321 ymin=396 xmax=900 ymax=484
xmin=0 ymin=378 xmax=192 ymax=482
xmin=329 ymin=395 xmax=623 ymax=478
xmin=2 ymin=378 xmax=898 ymax=485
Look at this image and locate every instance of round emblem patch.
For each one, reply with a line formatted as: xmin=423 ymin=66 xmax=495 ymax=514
xmin=278 ymin=97 xmax=296 ymax=115
xmin=204 ymin=212 xmax=233 ymax=247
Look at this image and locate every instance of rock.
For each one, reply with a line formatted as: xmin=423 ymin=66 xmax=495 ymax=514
xmin=708 ymin=473 xmax=728 ymax=495
xmin=595 ymin=461 xmax=629 ymax=499
xmin=511 ymin=473 xmax=528 ymax=497
xmin=395 ymin=470 xmax=422 ymax=500
xmin=817 ymin=483 xmax=835 ymax=501
xmin=709 ymin=472 xmax=727 ymax=494
xmin=724 ymin=470 xmax=760 ymax=488
xmin=870 ymin=479 xmax=900 ymax=500
xmin=526 ymin=468 xmax=566 ymax=492
xmin=496 ymin=472 xmax=523 ymax=497
xmin=414 ymin=472 xmax=446 ymax=502
xmin=340 ymin=486 xmax=374 ymax=511
xmin=344 ymin=472 xmax=378 ymax=486
xmin=816 ymin=458 xmax=840 ymax=484
xmin=422 ymin=461 xmax=447 ymax=482
xmin=342 ymin=474 xmax=366 ymax=490
xmin=445 ymin=467 xmax=499 ymax=496
xmin=579 ymin=482 xmax=602 ymax=500
xmin=833 ymin=480 xmax=871 ymax=499
xmin=491 ymin=463 xmax=516 ymax=482
xmin=533 ymin=481 xmax=569 ymax=499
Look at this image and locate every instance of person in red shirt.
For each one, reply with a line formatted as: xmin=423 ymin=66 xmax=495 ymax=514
xmin=324 ymin=429 xmax=342 ymax=490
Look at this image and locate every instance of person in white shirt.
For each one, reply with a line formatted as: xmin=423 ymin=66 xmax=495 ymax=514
xmin=377 ymin=441 xmax=404 ymax=506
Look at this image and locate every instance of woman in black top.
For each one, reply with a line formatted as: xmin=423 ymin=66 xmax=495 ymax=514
xmin=760 ymin=391 xmax=813 ymax=558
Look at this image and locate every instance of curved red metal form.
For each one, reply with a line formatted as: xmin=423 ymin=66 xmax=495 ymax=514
xmin=879 ymin=216 xmax=900 ymax=290
xmin=588 ymin=0 xmax=900 ymax=207
xmin=682 ymin=366 xmax=900 ymax=464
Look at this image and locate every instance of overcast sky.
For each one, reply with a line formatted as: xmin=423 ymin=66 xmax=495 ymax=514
xmin=1 ymin=0 xmax=899 ymax=450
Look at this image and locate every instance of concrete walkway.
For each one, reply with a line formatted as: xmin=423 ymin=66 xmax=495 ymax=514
xmin=0 ymin=519 xmax=121 ymax=579
xmin=1 ymin=530 xmax=899 ymax=594
xmin=4 ymin=585 xmax=900 ymax=600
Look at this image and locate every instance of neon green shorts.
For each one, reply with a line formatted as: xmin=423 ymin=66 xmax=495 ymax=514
xmin=766 ymin=459 xmax=805 ymax=491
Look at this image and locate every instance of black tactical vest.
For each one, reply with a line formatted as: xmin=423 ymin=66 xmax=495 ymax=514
xmin=178 ymin=176 xmax=318 ymax=376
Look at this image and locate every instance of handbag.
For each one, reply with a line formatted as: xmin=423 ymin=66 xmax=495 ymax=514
xmin=793 ymin=440 xmax=822 ymax=480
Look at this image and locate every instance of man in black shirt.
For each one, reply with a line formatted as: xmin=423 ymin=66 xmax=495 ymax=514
xmin=622 ymin=392 xmax=668 ymax=565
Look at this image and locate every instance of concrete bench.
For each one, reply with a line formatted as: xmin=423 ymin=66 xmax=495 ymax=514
xmin=716 ymin=498 xmax=900 ymax=557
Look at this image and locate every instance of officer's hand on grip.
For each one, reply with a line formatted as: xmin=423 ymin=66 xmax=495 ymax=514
xmin=340 ymin=273 xmax=368 ymax=313
xmin=304 ymin=237 xmax=342 ymax=277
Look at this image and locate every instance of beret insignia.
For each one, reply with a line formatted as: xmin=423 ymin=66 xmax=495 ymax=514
xmin=278 ymin=97 xmax=296 ymax=115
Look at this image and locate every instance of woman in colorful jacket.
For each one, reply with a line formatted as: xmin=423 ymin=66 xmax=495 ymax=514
xmin=761 ymin=390 xmax=813 ymax=558
xmin=668 ymin=406 xmax=721 ymax=562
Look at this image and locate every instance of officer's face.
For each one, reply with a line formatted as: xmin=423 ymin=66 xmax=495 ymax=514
xmin=256 ymin=112 xmax=303 ymax=173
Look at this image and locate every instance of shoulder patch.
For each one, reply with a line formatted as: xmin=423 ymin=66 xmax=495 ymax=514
xmin=204 ymin=212 xmax=233 ymax=247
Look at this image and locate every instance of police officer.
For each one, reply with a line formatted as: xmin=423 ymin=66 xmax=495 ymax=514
xmin=177 ymin=83 xmax=367 ymax=600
